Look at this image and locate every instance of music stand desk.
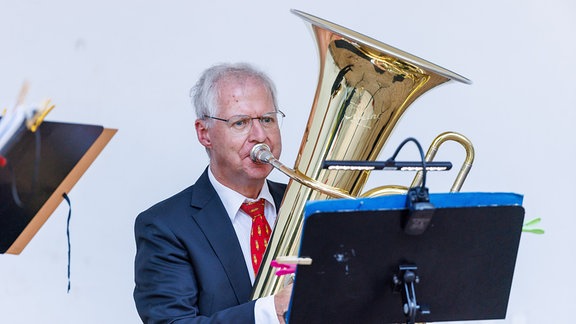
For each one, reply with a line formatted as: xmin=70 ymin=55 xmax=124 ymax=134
xmin=0 ymin=121 xmax=116 ymax=254
xmin=287 ymin=192 xmax=524 ymax=323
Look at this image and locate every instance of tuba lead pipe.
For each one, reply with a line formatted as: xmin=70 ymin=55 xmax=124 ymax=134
xmin=251 ymin=144 xmax=353 ymax=199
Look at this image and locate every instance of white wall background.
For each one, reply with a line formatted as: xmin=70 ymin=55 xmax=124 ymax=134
xmin=1 ymin=1 xmax=574 ymax=323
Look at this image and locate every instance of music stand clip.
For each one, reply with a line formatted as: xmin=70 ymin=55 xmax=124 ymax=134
xmin=393 ymin=264 xmax=430 ymax=324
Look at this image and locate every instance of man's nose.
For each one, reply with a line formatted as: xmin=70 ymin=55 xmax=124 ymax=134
xmin=248 ymin=119 xmax=267 ymax=140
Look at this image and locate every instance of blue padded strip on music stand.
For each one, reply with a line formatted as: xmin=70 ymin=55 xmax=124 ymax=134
xmin=304 ymin=192 xmax=523 ymax=218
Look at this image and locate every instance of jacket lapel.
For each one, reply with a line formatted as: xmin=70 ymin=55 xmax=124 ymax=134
xmin=189 ymin=169 xmax=252 ymax=303
xmin=267 ymin=180 xmax=287 ymax=212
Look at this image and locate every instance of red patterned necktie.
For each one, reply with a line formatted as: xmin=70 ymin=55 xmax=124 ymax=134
xmin=240 ymin=198 xmax=271 ymax=275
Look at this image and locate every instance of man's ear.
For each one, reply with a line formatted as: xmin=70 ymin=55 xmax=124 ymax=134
xmin=195 ymin=119 xmax=211 ymax=148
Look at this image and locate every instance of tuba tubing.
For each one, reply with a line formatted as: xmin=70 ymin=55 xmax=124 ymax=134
xmin=359 ymin=131 xmax=475 ymax=198
xmin=410 ymin=131 xmax=475 ymax=192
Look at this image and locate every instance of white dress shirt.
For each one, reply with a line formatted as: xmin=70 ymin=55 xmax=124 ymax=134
xmin=208 ymin=168 xmax=279 ymax=324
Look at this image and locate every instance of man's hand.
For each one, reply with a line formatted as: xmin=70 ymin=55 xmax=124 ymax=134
xmin=274 ymin=283 xmax=293 ymax=324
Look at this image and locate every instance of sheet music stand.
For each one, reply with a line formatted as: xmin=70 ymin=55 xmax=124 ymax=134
xmin=0 ymin=120 xmax=116 ymax=254
xmin=287 ymin=193 xmax=524 ymax=323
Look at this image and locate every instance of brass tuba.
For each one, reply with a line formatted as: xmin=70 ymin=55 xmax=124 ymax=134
xmin=251 ymin=9 xmax=473 ymax=299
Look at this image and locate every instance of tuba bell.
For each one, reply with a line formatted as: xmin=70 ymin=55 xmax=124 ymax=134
xmin=251 ymin=9 xmax=473 ymax=299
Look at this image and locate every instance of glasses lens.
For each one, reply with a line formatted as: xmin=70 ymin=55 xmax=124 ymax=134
xmin=260 ymin=111 xmax=283 ymax=129
xmin=227 ymin=115 xmax=252 ymax=132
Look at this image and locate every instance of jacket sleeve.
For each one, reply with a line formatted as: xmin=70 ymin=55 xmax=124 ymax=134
xmin=133 ymin=210 xmax=256 ymax=324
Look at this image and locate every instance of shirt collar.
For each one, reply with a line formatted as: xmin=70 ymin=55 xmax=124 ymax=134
xmin=207 ymin=167 xmax=275 ymax=221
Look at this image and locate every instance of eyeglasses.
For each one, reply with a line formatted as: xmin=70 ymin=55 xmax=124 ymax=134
xmin=203 ymin=110 xmax=285 ymax=134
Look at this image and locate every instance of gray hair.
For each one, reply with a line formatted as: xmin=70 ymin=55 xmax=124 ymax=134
xmin=190 ymin=63 xmax=278 ymax=121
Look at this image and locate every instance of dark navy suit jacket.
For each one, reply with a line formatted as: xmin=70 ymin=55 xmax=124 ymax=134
xmin=134 ymin=168 xmax=286 ymax=323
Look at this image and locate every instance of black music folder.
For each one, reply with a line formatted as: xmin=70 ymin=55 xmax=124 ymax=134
xmin=287 ymin=193 xmax=524 ymax=323
xmin=0 ymin=120 xmax=116 ymax=254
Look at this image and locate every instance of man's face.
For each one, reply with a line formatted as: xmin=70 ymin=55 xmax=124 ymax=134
xmin=195 ymin=77 xmax=282 ymax=196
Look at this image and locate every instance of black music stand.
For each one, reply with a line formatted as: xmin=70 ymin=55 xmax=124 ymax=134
xmin=0 ymin=120 xmax=116 ymax=254
xmin=287 ymin=193 xmax=524 ymax=324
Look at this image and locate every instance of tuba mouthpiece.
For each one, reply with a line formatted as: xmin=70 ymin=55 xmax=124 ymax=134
xmin=250 ymin=143 xmax=274 ymax=164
